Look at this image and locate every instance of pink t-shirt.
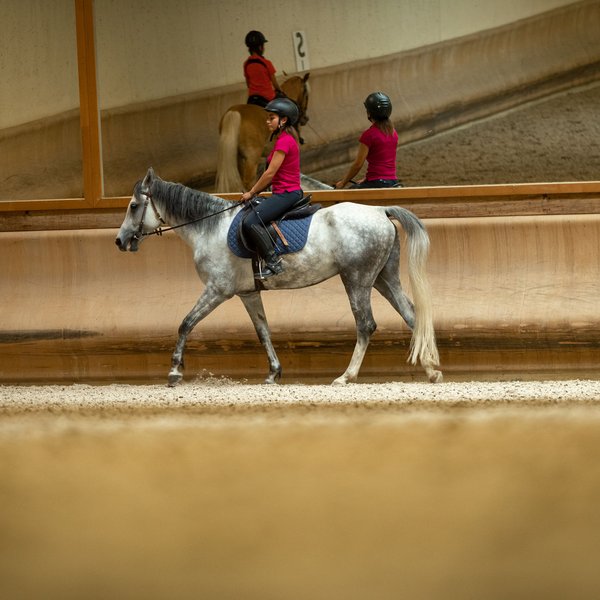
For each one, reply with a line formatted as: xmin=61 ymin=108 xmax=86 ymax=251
xmin=359 ymin=124 xmax=398 ymax=180
xmin=268 ymin=130 xmax=300 ymax=193
xmin=244 ymin=55 xmax=276 ymax=101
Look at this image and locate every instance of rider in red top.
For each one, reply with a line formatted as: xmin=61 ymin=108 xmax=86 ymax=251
xmin=243 ymin=30 xmax=283 ymax=107
xmin=335 ymin=92 xmax=402 ymax=189
xmin=241 ymin=98 xmax=302 ymax=279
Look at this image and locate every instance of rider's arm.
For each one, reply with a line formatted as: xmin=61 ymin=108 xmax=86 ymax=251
xmin=335 ymin=143 xmax=369 ymax=188
xmin=241 ymin=150 xmax=286 ymax=201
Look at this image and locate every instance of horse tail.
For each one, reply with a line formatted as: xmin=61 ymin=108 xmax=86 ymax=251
xmin=215 ymin=110 xmax=244 ymax=193
xmin=385 ymin=206 xmax=440 ymax=369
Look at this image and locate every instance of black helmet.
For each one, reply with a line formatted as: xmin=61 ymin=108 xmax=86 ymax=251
xmin=264 ymin=97 xmax=299 ymax=126
xmin=245 ymin=30 xmax=267 ymax=48
xmin=364 ymin=92 xmax=392 ymax=120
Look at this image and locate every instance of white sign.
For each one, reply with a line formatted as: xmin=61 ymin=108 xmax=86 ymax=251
xmin=293 ymin=31 xmax=309 ymax=72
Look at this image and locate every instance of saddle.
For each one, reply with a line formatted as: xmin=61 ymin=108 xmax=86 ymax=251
xmin=227 ymin=194 xmax=321 ymax=259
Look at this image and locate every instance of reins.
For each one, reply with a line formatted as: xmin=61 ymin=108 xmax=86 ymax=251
xmin=136 ymin=193 xmax=243 ymax=239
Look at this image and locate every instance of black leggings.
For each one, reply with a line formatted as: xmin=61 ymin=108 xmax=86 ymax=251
xmin=242 ymin=190 xmax=303 ymax=233
xmin=351 ymin=179 xmax=403 ymax=189
xmin=247 ymin=95 xmax=269 ymax=107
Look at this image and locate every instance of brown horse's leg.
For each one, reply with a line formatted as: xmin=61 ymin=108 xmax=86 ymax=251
xmin=240 ymin=151 xmax=263 ymax=192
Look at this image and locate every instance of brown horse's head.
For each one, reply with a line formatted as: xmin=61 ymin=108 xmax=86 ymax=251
xmin=281 ymin=73 xmax=310 ymax=127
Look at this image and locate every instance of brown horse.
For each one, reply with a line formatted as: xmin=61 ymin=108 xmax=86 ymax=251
xmin=215 ymin=74 xmax=310 ymax=192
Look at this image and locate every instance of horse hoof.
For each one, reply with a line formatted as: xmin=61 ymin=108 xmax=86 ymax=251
xmin=264 ymin=367 xmax=282 ymax=384
xmin=428 ymin=370 xmax=443 ymax=384
xmin=167 ymin=371 xmax=183 ymax=387
xmin=332 ymin=376 xmax=348 ymax=386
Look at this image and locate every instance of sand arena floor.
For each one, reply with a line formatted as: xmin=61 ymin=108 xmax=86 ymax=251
xmin=2 ymin=378 xmax=600 ymax=599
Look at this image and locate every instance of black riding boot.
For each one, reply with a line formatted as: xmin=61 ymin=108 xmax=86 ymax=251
xmin=248 ymin=224 xmax=284 ymax=279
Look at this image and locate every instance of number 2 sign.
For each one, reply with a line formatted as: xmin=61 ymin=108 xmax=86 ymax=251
xmin=293 ymin=31 xmax=310 ymax=72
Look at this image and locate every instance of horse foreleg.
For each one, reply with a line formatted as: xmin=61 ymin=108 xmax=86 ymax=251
xmin=333 ymin=284 xmax=376 ymax=386
xmin=168 ymin=286 xmax=229 ymax=387
xmin=239 ymin=292 xmax=282 ymax=384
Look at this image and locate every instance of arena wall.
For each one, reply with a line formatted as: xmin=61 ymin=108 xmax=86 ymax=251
xmin=2 ymin=187 xmax=598 ymax=383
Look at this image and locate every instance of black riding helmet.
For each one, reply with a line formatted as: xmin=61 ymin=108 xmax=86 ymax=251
xmin=245 ymin=30 xmax=267 ymax=49
xmin=364 ymin=92 xmax=392 ymax=120
xmin=264 ymin=97 xmax=299 ymax=126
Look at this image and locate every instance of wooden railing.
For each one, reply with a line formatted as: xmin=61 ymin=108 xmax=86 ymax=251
xmin=2 ymin=182 xmax=599 ymax=233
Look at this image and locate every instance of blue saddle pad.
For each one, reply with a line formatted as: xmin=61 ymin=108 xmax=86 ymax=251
xmin=227 ymin=207 xmax=316 ymax=259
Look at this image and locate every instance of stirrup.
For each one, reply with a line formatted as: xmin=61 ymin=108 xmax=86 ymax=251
xmin=254 ymin=258 xmax=284 ymax=280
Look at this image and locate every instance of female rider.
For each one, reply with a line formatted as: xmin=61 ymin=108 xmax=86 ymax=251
xmin=335 ymin=92 xmax=402 ymax=189
xmin=243 ymin=30 xmax=283 ymax=107
xmin=241 ymin=97 xmax=302 ymax=279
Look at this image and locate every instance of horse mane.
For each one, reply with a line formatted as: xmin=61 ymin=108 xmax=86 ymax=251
xmin=138 ymin=177 xmax=235 ymax=233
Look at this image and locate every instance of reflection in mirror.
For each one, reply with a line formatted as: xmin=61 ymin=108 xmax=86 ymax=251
xmin=93 ymin=1 xmax=600 ymax=197
xmin=0 ymin=1 xmax=82 ymax=201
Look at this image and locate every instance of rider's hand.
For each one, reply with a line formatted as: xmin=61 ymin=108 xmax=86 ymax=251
xmin=241 ymin=191 xmax=253 ymax=202
xmin=334 ymin=181 xmax=346 ymax=189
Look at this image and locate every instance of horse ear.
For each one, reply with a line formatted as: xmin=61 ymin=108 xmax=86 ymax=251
xmin=303 ymin=73 xmax=310 ymax=82
xmin=142 ymin=167 xmax=155 ymax=191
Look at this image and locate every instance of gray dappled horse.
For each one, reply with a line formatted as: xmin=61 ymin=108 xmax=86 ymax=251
xmin=116 ymin=168 xmax=442 ymax=386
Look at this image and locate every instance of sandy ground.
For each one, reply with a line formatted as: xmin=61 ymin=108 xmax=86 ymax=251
xmin=311 ymin=81 xmax=600 ymax=186
xmin=2 ymin=378 xmax=600 ymax=599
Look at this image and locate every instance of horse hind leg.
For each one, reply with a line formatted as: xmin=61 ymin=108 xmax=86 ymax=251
xmin=333 ymin=283 xmax=377 ymax=386
xmin=374 ymin=250 xmax=442 ymax=383
xmin=240 ymin=147 xmax=264 ymax=191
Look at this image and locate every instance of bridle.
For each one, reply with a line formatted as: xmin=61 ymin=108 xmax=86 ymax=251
xmin=132 ymin=191 xmax=166 ymax=241
xmin=132 ymin=190 xmax=242 ymax=240
xmin=283 ymin=77 xmax=309 ymax=144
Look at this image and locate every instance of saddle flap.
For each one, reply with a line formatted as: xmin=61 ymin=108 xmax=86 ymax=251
xmin=227 ymin=201 xmax=320 ymax=259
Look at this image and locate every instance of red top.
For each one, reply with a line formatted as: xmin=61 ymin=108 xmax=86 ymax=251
xmin=244 ymin=55 xmax=276 ymax=101
xmin=268 ymin=131 xmax=300 ymax=193
xmin=359 ymin=124 xmax=399 ymax=180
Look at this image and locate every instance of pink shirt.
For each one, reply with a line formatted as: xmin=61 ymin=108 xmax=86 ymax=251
xmin=359 ymin=124 xmax=398 ymax=180
xmin=244 ymin=55 xmax=276 ymax=101
xmin=268 ymin=131 xmax=301 ymax=193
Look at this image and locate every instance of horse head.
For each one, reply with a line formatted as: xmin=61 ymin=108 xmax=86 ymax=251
xmin=282 ymin=73 xmax=310 ymax=127
xmin=115 ymin=167 xmax=164 ymax=252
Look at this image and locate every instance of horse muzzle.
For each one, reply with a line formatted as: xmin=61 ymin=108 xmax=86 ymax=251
xmin=115 ymin=234 xmax=139 ymax=252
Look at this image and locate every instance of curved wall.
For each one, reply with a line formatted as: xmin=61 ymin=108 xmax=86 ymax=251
xmin=1 ymin=0 xmax=577 ymax=128
xmin=1 ymin=207 xmax=598 ymax=382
